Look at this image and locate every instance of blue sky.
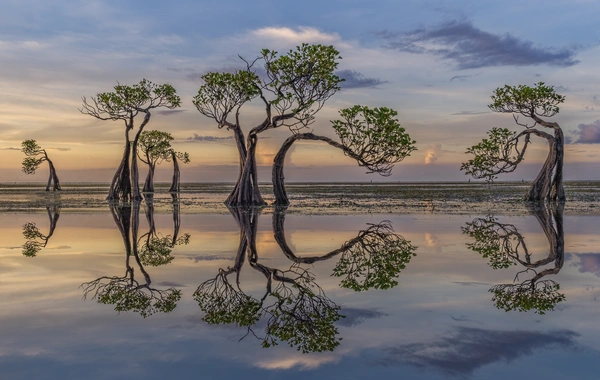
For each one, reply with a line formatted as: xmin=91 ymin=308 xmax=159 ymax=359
xmin=1 ymin=0 xmax=600 ymax=181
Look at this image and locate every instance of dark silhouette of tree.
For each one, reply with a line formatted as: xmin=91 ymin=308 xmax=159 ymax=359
xmin=21 ymin=139 xmax=61 ymax=191
xmin=273 ymin=211 xmax=417 ymax=291
xmin=463 ymin=203 xmax=565 ymax=314
xmin=80 ymin=79 xmax=181 ymax=201
xmin=193 ymin=44 xmax=343 ymax=207
xmin=272 ymin=106 xmax=416 ymax=206
xmin=21 ymin=205 xmax=61 ymax=257
xmin=195 ymin=208 xmax=416 ymax=352
xmin=138 ymin=130 xmax=173 ymax=193
xmin=461 ymin=83 xmax=566 ymax=201
xmin=167 ymin=150 xmax=190 ymax=193
xmin=81 ymin=203 xmax=181 ymax=317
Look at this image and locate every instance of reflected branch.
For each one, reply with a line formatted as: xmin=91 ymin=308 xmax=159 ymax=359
xmin=82 ymin=203 xmax=181 ymax=317
xmin=22 ymin=205 xmax=61 ymax=257
xmin=463 ymin=203 xmax=565 ymax=314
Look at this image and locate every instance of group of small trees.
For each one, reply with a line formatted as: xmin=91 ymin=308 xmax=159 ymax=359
xmin=22 ymin=42 xmax=568 ymax=205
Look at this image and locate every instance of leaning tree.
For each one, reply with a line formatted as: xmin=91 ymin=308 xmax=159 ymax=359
xmin=461 ymin=83 xmax=566 ymax=201
xmin=21 ymin=139 xmax=61 ymax=191
xmin=193 ymin=43 xmax=342 ymax=207
xmin=167 ymin=149 xmax=190 ymax=193
xmin=272 ymin=105 xmax=416 ymax=206
xmin=80 ymin=79 xmax=181 ymax=201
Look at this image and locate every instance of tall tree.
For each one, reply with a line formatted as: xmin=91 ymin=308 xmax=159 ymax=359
xmin=137 ymin=130 xmax=174 ymax=193
xmin=80 ymin=79 xmax=181 ymax=201
xmin=193 ymin=44 xmax=342 ymax=207
xmin=167 ymin=150 xmax=190 ymax=193
xmin=21 ymin=139 xmax=61 ymax=191
xmin=272 ymin=106 xmax=416 ymax=206
xmin=21 ymin=205 xmax=61 ymax=257
xmin=461 ymin=83 xmax=566 ymax=201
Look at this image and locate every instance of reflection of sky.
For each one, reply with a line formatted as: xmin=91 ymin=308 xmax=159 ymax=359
xmin=1 ymin=211 xmax=600 ymax=378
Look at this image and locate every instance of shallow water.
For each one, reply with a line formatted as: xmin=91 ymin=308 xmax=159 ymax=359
xmin=1 ymin=194 xmax=600 ymax=379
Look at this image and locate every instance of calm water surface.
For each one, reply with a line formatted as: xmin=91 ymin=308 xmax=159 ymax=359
xmin=1 ymin=200 xmax=599 ymax=379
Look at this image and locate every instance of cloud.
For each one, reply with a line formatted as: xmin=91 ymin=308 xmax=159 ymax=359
xmin=188 ymin=254 xmax=236 ymax=263
xmin=186 ymin=134 xmax=234 ymax=143
xmin=337 ymin=308 xmax=388 ymax=327
xmin=156 ymin=110 xmax=186 ymax=116
xmin=48 ymin=147 xmax=71 ymax=152
xmin=336 ymin=69 xmax=388 ymax=89
xmin=1 ymin=147 xmax=21 ymax=151
xmin=572 ymin=120 xmax=600 ymax=144
xmin=576 ymin=253 xmax=600 ymax=276
xmin=452 ymin=281 xmax=490 ymax=286
xmin=156 ymin=281 xmax=186 ymax=287
xmin=379 ymin=20 xmax=579 ymax=69
xmin=250 ymin=27 xmax=339 ymax=45
xmin=379 ymin=327 xmax=580 ymax=375
xmin=451 ymin=111 xmax=489 ymax=116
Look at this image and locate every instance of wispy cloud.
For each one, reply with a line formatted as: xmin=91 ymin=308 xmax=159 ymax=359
xmin=186 ymin=134 xmax=233 ymax=143
xmin=572 ymin=120 xmax=600 ymax=144
xmin=451 ymin=111 xmax=489 ymax=116
xmin=156 ymin=110 xmax=186 ymax=116
xmin=379 ymin=327 xmax=580 ymax=375
xmin=379 ymin=20 xmax=579 ymax=69
xmin=336 ymin=69 xmax=388 ymax=89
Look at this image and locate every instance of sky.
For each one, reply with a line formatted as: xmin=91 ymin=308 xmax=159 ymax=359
xmin=1 ymin=0 xmax=600 ymax=182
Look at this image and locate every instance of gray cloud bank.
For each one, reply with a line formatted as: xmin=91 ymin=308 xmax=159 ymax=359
xmin=336 ymin=70 xmax=388 ymax=89
xmin=380 ymin=327 xmax=579 ymax=375
xmin=379 ymin=20 xmax=579 ymax=69
xmin=572 ymin=120 xmax=600 ymax=144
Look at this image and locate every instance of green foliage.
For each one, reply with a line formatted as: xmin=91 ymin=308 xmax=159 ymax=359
xmin=139 ymin=236 xmax=175 ymax=267
xmin=175 ymin=151 xmax=190 ymax=164
xmin=462 ymin=216 xmax=523 ymax=269
xmin=193 ymin=43 xmax=342 ymax=130
xmin=262 ymin=282 xmax=342 ymax=353
xmin=21 ymin=222 xmax=45 ymax=257
xmin=331 ymin=105 xmax=417 ymax=176
xmin=460 ymin=127 xmax=520 ymax=183
xmin=97 ymin=281 xmax=181 ymax=318
xmin=138 ymin=130 xmax=174 ymax=165
xmin=490 ymin=281 xmax=565 ymax=315
xmin=193 ymin=273 xmax=262 ymax=326
xmin=262 ymin=43 xmax=342 ymax=126
xmin=83 ymin=78 xmax=181 ymax=120
xmin=489 ymin=82 xmax=565 ymax=117
xmin=332 ymin=222 xmax=417 ymax=291
xmin=192 ymin=71 xmax=261 ymax=126
xmin=21 ymin=140 xmax=47 ymax=175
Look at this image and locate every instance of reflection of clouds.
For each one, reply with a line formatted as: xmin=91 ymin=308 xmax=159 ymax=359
xmin=337 ymin=308 xmax=388 ymax=327
xmin=380 ymin=327 xmax=579 ymax=376
xmin=255 ymin=354 xmax=339 ymax=370
xmin=577 ymin=253 xmax=600 ymax=277
xmin=424 ymin=233 xmax=439 ymax=250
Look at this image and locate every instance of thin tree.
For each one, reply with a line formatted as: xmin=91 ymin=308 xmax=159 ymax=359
xmin=167 ymin=150 xmax=190 ymax=193
xmin=21 ymin=139 xmax=61 ymax=191
xmin=272 ymin=106 xmax=416 ymax=206
xmin=80 ymin=79 xmax=181 ymax=202
xmin=21 ymin=205 xmax=61 ymax=257
xmin=461 ymin=83 xmax=566 ymax=201
xmin=137 ymin=130 xmax=174 ymax=193
xmin=193 ymin=43 xmax=342 ymax=207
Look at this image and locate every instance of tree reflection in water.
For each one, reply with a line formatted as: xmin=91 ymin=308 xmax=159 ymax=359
xmin=81 ymin=198 xmax=187 ymax=318
xmin=195 ymin=208 xmax=416 ymax=352
xmin=21 ymin=205 xmax=61 ymax=257
xmin=463 ymin=203 xmax=565 ymax=314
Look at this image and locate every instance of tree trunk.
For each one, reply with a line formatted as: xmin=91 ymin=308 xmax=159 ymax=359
xmin=143 ymin=163 xmax=155 ymax=193
xmin=169 ymin=151 xmax=180 ymax=193
xmin=131 ymin=112 xmax=152 ymax=202
xmin=226 ymin=133 xmax=266 ymax=207
xmin=171 ymin=193 xmax=180 ymax=245
xmin=272 ymin=133 xmax=363 ymax=207
xmin=107 ymin=128 xmax=132 ymax=202
xmin=225 ymin=126 xmax=252 ymax=205
xmin=43 ymin=154 xmax=61 ymax=191
xmin=525 ymin=127 xmax=565 ymax=202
